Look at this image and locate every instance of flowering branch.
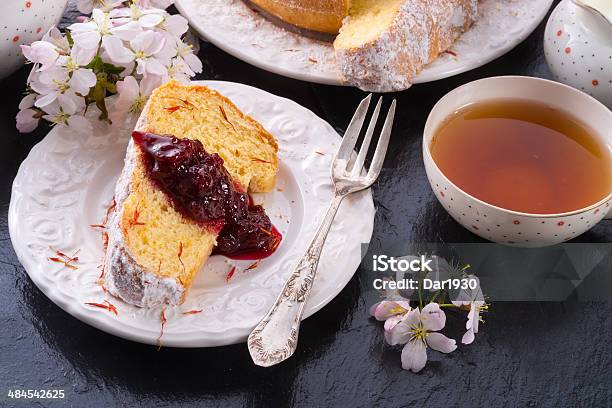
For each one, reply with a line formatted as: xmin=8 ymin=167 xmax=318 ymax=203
xmin=370 ymin=257 xmax=489 ymax=373
xmin=17 ymin=0 xmax=201 ymax=133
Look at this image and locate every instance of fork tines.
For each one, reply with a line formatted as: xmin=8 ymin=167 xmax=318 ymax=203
xmin=333 ymin=94 xmax=396 ymax=184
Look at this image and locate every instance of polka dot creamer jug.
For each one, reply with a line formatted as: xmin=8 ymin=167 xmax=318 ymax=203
xmin=0 ymin=0 xmax=68 ymax=79
xmin=544 ymin=0 xmax=612 ymax=108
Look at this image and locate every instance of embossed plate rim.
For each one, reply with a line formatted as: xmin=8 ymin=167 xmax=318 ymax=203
xmin=9 ymin=80 xmax=375 ymax=348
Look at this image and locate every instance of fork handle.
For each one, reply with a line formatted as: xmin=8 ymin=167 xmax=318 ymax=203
xmin=247 ymin=193 xmax=345 ymax=367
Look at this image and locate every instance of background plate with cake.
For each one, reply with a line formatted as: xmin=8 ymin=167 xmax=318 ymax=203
xmin=175 ymin=0 xmax=554 ymax=91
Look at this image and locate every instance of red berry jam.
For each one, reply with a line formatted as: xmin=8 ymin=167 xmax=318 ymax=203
xmin=132 ymin=131 xmax=281 ymax=259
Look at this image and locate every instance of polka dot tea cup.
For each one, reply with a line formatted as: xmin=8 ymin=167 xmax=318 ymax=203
xmin=0 ymin=0 xmax=68 ymax=79
xmin=423 ymin=76 xmax=612 ymax=248
xmin=544 ymin=0 xmax=612 ymax=108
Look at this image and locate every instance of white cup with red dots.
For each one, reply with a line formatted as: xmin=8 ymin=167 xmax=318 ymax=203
xmin=544 ymin=0 xmax=612 ymax=108
xmin=423 ymin=76 xmax=612 ymax=248
xmin=0 ymin=0 xmax=68 ymax=79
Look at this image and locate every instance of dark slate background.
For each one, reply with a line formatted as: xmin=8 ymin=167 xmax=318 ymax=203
xmin=1 ymin=1 xmax=611 ymax=407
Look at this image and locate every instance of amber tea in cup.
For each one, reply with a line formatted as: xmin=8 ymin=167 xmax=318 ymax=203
xmin=430 ymin=99 xmax=611 ymax=214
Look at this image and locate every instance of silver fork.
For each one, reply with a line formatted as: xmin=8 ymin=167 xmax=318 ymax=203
xmin=247 ymin=94 xmax=396 ymax=367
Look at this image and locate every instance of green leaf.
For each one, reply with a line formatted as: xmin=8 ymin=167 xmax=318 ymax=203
xmin=92 ymin=81 xmax=110 ymax=123
xmin=85 ymin=55 xmax=102 ymax=70
xmin=101 ymin=62 xmax=124 ymax=75
xmin=65 ymin=31 xmax=74 ymax=47
xmin=86 ymin=55 xmax=124 ymax=75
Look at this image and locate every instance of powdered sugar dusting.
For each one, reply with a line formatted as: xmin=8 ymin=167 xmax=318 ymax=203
xmin=176 ymin=0 xmax=553 ymax=90
xmin=104 ymin=110 xmax=186 ymax=308
xmin=104 ymin=138 xmax=186 ymax=308
xmin=427 ymin=0 xmax=554 ymax=73
xmin=336 ymin=0 xmax=478 ymax=92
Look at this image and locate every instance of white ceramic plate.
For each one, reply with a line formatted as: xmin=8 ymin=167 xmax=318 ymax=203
xmin=9 ymin=81 xmax=375 ymax=347
xmin=175 ymin=0 xmax=554 ymax=89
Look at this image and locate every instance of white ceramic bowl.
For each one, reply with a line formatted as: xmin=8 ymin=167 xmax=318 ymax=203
xmin=0 ymin=0 xmax=68 ymax=79
xmin=423 ymin=76 xmax=612 ymax=247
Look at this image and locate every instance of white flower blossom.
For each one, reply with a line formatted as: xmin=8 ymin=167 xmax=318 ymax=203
xmin=17 ymin=1 xmax=200 ymax=133
xmin=42 ymin=27 xmax=71 ymax=54
xmin=161 ymin=58 xmax=188 ymax=83
xmin=18 ymin=93 xmax=37 ymax=112
xmin=78 ymin=0 xmax=175 ymax=13
xmin=110 ymin=4 xmax=167 ymax=28
xmin=16 ymin=94 xmax=40 ymax=133
xmin=109 ymin=74 xmax=160 ymax=123
xmin=76 ymin=0 xmax=124 ymax=15
xmin=101 ymin=29 xmax=168 ymax=73
xmin=160 ymin=14 xmax=189 ymax=37
xmin=176 ymin=39 xmax=202 ymax=74
xmin=16 ymin=108 xmax=40 ymax=133
xmin=158 ymin=38 xmax=201 ymax=76
xmin=58 ymin=50 xmax=98 ymax=91
xmin=370 ymin=300 xmax=411 ymax=322
xmin=42 ymin=100 xmax=92 ymax=134
xmin=135 ymin=0 xmax=175 ymax=9
xmin=69 ymin=9 xmax=113 ymax=51
xmin=387 ymin=303 xmax=457 ymax=373
xmin=452 ymin=275 xmax=487 ymax=345
xmin=370 ymin=299 xmax=412 ymax=345
xmin=69 ymin=9 xmax=140 ymax=64
xmin=21 ymin=28 xmax=71 ymax=72
xmin=130 ymin=31 xmax=168 ymax=75
xmin=30 ymin=67 xmax=86 ymax=113
xmin=21 ymin=41 xmax=60 ymax=72
xmin=101 ymin=35 xmax=135 ymax=65
xmin=459 ymin=300 xmax=485 ymax=345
